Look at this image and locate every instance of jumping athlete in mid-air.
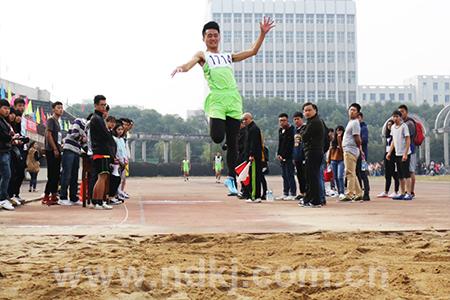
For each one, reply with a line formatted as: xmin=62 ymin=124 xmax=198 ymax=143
xmin=171 ymin=17 xmax=275 ymax=195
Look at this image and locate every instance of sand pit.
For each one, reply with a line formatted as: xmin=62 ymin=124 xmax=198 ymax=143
xmin=0 ymin=231 xmax=449 ymax=299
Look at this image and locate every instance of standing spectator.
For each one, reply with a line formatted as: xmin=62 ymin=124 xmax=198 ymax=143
xmin=292 ymin=112 xmax=306 ymax=199
xmin=58 ymin=118 xmax=88 ymax=206
xmin=356 ymin=112 xmax=370 ymax=201
xmin=398 ymin=105 xmax=417 ymax=198
xmin=0 ymin=99 xmax=15 ymax=211
xmin=90 ymin=95 xmax=115 ymax=209
xmin=242 ymin=112 xmax=263 ymax=203
xmin=378 ymin=120 xmax=400 ymax=198
xmin=340 ymin=103 xmax=363 ymax=202
xmin=110 ymin=122 xmax=127 ymax=204
xmin=42 ymin=101 xmax=64 ymax=206
xmin=328 ymin=126 xmax=345 ymax=198
xmin=276 ymin=113 xmax=296 ymax=200
xmin=118 ymin=118 xmax=132 ymax=199
xmin=26 ymin=141 xmax=41 ymax=193
xmin=261 ymin=146 xmax=269 ymax=200
xmin=387 ymin=110 xmax=413 ymax=200
xmin=299 ymin=102 xmax=324 ymax=208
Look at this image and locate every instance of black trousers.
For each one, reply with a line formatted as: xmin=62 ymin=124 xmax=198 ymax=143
xmin=249 ymin=159 xmax=262 ymax=199
xmin=210 ymin=117 xmax=240 ymax=178
xmin=304 ymin=150 xmax=323 ymax=205
xmin=261 ymin=174 xmax=267 ymax=197
xmin=384 ymin=154 xmax=399 ymax=192
xmin=109 ymin=174 xmax=122 ymax=197
xmin=294 ymin=160 xmax=306 ymax=195
xmin=44 ymin=150 xmax=61 ymax=195
xmin=8 ymin=154 xmax=25 ymax=197
xmin=357 ymin=156 xmax=370 ymax=196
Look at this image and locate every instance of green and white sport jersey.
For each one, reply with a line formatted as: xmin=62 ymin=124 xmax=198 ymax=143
xmin=182 ymin=160 xmax=190 ymax=172
xmin=214 ymin=155 xmax=223 ymax=170
xmin=203 ymin=51 xmax=243 ymax=121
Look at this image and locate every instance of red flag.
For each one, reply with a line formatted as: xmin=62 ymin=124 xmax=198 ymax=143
xmin=235 ymin=161 xmax=251 ymax=186
xmin=41 ymin=107 xmax=47 ymax=124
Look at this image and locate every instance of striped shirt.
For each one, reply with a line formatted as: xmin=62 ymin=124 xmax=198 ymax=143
xmin=63 ymin=118 xmax=88 ymax=154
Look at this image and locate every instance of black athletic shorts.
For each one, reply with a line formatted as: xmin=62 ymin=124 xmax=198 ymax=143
xmin=395 ymin=155 xmax=411 ymax=179
xmin=93 ymin=155 xmax=111 ymax=175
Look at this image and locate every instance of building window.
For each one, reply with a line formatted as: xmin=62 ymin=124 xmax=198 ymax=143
xmin=306 ymin=14 xmax=314 ymax=24
xmin=266 ymin=90 xmax=274 ymax=98
xmin=255 ymin=90 xmax=263 ymax=98
xmin=298 ymin=91 xmax=305 ymax=102
xmin=265 ymin=32 xmax=273 ymax=44
xmin=337 ymin=14 xmax=345 ymax=24
xmin=308 ymin=91 xmax=316 ymax=101
xmin=362 ymin=93 xmax=367 ymax=101
xmin=318 ymin=71 xmax=325 ymax=83
xmin=266 ymin=70 xmax=274 ymax=83
xmin=389 ymin=93 xmax=395 ymax=101
xmin=255 ymin=54 xmax=263 ymax=63
xmin=276 ymin=51 xmax=284 ymax=63
xmin=408 ymin=93 xmax=412 ymax=101
xmin=296 ymin=31 xmax=304 ymax=42
xmin=433 ymin=95 xmax=439 ymax=103
xmin=244 ymin=13 xmax=252 ymax=23
xmin=265 ymin=51 xmax=273 ymax=63
xmin=327 ymin=51 xmax=335 ymax=63
xmin=255 ymin=13 xmax=263 ymax=22
xmin=433 ymin=82 xmax=439 ymax=90
xmin=245 ymin=57 xmax=253 ymax=65
xmin=275 ymin=13 xmax=284 ymax=24
xmin=380 ymin=93 xmax=385 ymax=101
xmin=338 ymin=91 xmax=346 ymax=104
xmin=244 ymin=31 xmax=252 ymax=43
xmin=276 ymin=90 xmax=285 ymax=98
xmin=286 ymin=51 xmax=294 ymax=63
xmin=245 ymin=90 xmax=253 ymax=98
xmin=223 ymin=13 xmax=232 ymax=23
xmin=370 ymin=93 xmax=376 ymax=101
xmin=338 ymin=51 xmax=345 ymax=63
xmin=306 ymin=31 xmax=314 ymax=43
xmin=318 ymin=90 xmax=326 ymax=100
xmin=328 ymin=90 xmax=336 ymax=101
xmin=338 ymin=71 xmax=346 ymax=84
xmin=337 ymin=32 xmax=345 ymax=43
xmin=327 ymin=31 xmax=334 ymax=43
xmin=347 ymin=15 xmax=355 ymax=25
xmin=445 ymin=82 xmax=450 ymax=90
xmin=307 ymin=51 xmax=315 ymax=63
xmin=326 ymin=14 xmax=334 ymax=24
xmin=255 ymin=70 xmax=263 ymax=83
xmin=347 ymin=32 xmax=355 ymax=44
xmin=245 ymin=70 xmax=253 ymax=83
xmin=316 ymin=14 xmax=324 ymax=24
xmin=235 ymin=71 xmax=242 ymax=83
xmin=287 ymin=90 xmax=295 ymax=101
xmin=296 ymin=51 xmax=304 ymax=64
xmin=317 ymin=31 xmax=325 ymax=43
xmin=348 ymin=51 xmax=355 ymax=63
xmin=276 ymin=31 xmax=283 ymax=43
xmin=349 ymin=91 xmax=356 ymax=102
xmin=234 ymin=31 xmax=241 ymax=43
xmin=286 ymin=71 xmax=294 ymax=83
xmin=297 ymin=71 xmax=305 ymax=83
xmin=286 ymin=31 xmax=294 ymax=43
xmin=223 ymin=31 xmax=231 ymax=43
xmin=234 ymin=13 xmax=242 ymax=23
xmin=307 ymin=71 xmax=315 ymax=83
xmin=445 ymin=95 xmax=450 ymax=103
xmin=348 ymin=71 xmax=356 ymax=84
xmin=296 ymin=14 xmax=304 ymax=24
xmin=327 ymin=71 xmax=335 ymax=83
xmin=213 ymin=13 xmax=221 ymax=21
xmin=286 ymin=13 xmax=294 ymax=24
xmin=399 ymin=93 xmax=405 ymax=101
xmin=276 ymin=71 xmax=284 ymax=83
xmin=317 ymin=51 xmax=325 ymax=63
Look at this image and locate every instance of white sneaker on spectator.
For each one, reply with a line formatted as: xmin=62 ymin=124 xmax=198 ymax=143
xmin=377 ymin=192 xmax=389 ymax=198
xmin=1 ymin=200 xmax=15 ymax=211
xmin=284 ymin=195 xmax=296 ymax=201
xmin=110 ymin=198 xmax=122 ymax=205
xmin=10 ymin=197 xmax=22 ymax=206
xmin=245 ymin=198 xmax=262 ymax=203
xmin=388 ymin=192 xmax=400 ymax=198
xmin=57 ymin=199 xmax=72 ymax=206
xmin=123 ymin=192 xmax=130 ymax=199
xmin=93 ymin=204 xmax=104 ymax=210
xmin=102 ymin=202 xmax=113 ymax=210
xmin=275 ymin=195 xmax=288 ymax=201
xmin=71 ymin=200 xmax=83 ymax=206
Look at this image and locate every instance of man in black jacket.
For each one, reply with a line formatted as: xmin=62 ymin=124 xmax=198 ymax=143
xmin=300 ymin=102 xmax=324 ymax=208
xmin=276 ymin=113 xmax=296 ymax=200
xmin=0 ymin=99 xmax=14 ymax=210
xmin=90 ymin=95 xmax=115 ymax=210
xmin=242 ymin=112 xmax=263 ymax=203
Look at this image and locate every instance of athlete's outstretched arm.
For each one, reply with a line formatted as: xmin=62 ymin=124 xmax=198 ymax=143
xmin=171 ymin=51 xmax=205 ymax=77
xmin=232 ymin=16 xmax=275 ymax=62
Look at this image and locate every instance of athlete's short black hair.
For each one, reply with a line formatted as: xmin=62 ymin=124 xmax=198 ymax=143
xmin=302 ymin=102 xmax=318 ymax=112
xmin=94 ymin=95 xmax=106 ymax=105
xmin=202 ymin=21 xmax=220 ymax=37
xmin=278 ymin=113 xmax=288 ymax=119
xmin=52 ymin=101 xmax=63 ymax=109
xmin=293 ymin=111 xmax=303 ymax=119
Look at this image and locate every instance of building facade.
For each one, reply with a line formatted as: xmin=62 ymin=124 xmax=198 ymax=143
xmin=358 ymin=85 xmax=416 ymax=105
xmin=208 ymin=0 xmax=358 ymax=106
xmin=0 ymin=77 xmax=51 ymax=101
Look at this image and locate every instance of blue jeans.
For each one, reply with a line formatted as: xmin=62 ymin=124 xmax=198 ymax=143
xmin=29 ymin=172 xmax=38 ymax=190
xmin=281 ymin=160 xmax=296 ymax=196
xmin=0 ymin=152 xmax=11 ymax=200
xmin=331 ymin=160 xmax=345 ymax=194
xmin=60 ymin=150 xmax=80 ymax=201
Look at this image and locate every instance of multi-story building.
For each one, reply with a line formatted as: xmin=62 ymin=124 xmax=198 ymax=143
xmin=208 ymin=0 xmax=358 ymax=106
xmin=358 ymin=85 xmax=416 ymax=105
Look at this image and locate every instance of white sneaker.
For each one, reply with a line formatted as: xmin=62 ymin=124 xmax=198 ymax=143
xmin=102 ymin=202 xmax=113 ymax=210
xmin=388 ymin=192 xmax=399 ymax=198
xmin=122 ymin=191 xmax=130 ymax=198
xmin=57 ymin=199 xmax=72 ymax=206
xmin=93 ymin=204 xmax=104 ymax=210
xmin=284 ymin=195 xmax=296 ymax=201
xmin=10 ymin=197 xmax=22 ymax=206
xmin=245 ymin=199 xmax=262 ymax=203
xmin=377 ymin=192 xmax=389 ymax=198
xmin=71 ymin=200 xmax=83 ymax=206
xmin=275 ymin=195 xmax=288 ymax=201
xmin=1 ymin=200 xmax=15 ymax=211
xmin=338 ymin=194 xmax=347 ymax=201
xmin=110 ymin=198 xmax=122 ymax=205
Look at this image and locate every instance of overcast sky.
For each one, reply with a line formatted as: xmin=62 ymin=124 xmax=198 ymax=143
xmin=0 ymin=0 xmax=449 ymax=117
